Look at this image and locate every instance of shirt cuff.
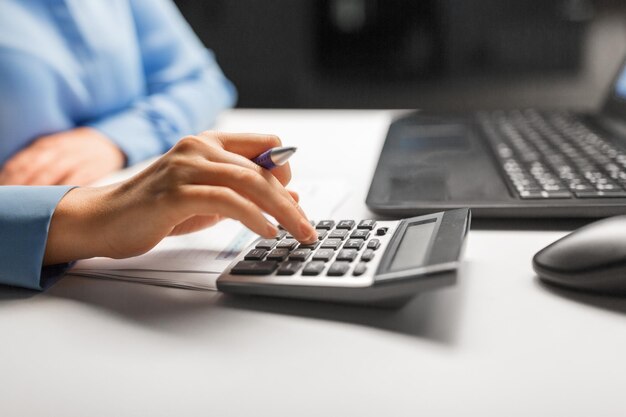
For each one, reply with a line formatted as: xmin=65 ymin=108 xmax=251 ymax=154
xmin=0 ymin=186 xmax=76 ymax=290
xmin=87 ymin=110 xmax=167 ymax=166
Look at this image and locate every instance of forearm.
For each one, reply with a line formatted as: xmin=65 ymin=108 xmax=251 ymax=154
xmin=43 ymin=187 xmax=114 ymax=265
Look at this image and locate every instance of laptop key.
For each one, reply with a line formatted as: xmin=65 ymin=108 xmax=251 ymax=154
xmin=231 ymin=261 xmax=278 ymax=275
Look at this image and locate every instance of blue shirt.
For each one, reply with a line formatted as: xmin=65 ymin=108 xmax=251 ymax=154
xmin=0 ymin=0 xmax=236 ymax=289
xmin=0 ymin=0 xmax=236 ymax=166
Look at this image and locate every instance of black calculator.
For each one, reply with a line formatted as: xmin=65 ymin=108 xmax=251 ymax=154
xmin=217 ymin=209 xmax=470 ymax=306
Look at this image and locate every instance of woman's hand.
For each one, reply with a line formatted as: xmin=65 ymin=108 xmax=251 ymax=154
xmin=0 ymin=127 xmax=125 ymax=186
xmin=43 ymin=131 xmax=317 ymax=265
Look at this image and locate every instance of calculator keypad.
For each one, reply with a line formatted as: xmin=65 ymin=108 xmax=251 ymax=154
xmin=226 ymin=219 xmax=397 ymax=287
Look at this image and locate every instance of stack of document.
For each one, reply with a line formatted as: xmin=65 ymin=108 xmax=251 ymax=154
xmin=69 ymin=181 xmax=348 ymax=290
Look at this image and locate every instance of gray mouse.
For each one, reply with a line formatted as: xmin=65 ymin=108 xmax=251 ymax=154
xmin=533 ymin=215 xmax=626 ymax=294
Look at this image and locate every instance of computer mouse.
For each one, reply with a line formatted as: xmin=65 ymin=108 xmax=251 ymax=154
xmin=533 ymin=215 xmax=626 ymax=295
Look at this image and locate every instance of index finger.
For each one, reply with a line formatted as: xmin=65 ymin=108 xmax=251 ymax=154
xmin=201 ymin=131 xmax=292 ymax=186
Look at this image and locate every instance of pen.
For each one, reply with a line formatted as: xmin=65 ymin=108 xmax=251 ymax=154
xmin=252 ymin=146 xmax=297 ymax=170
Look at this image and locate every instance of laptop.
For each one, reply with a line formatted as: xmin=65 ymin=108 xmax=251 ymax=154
xmin=366 ymin=58 xmax=626 ymax=218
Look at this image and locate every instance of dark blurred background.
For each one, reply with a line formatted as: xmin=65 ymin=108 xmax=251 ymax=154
xmin=174 ymin=0 xmax=626 ymax=111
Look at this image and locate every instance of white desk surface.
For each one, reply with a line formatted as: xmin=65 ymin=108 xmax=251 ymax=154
xmin=2 ymin=109 xmax=626 ymax=417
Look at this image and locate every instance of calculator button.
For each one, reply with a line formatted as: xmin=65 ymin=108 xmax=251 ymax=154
xmin=231 ymin=261 xmax=278 ymax=275
xmin=274 ymin=231 xmax=287 ymax=240
xmin=360 ymin=249 xmax=375 ymax=262
xmin=320 ymin=239 xmax=342 ymax=250
xmin=357 ymin=220 xmax=376 ymax=230
xmin=312 ymin=249 xmax=335 ymax=262
xmin=298 ymin=240 xmax=320 ymax=250
xmin=336 ymin=220 xmax=356 ymax=230
xmin=244 ymin=249 xmax=267 ymax=261
xmin=350 ymin=230 xmax=370 ymax=240
xmin=256 ymin=239 xmax=277 ymax=250
xmin=289 ymin=248 xmax=312 ymax=262
xmin=353 ymin=262 xmax=367 ymax=276
xmin=343 ymin=239 xmax=363 ymax=250
xmin=336 ymin=249 xmax=358 ymax=261
xmin=277 ymin=239 xmax=298 ymax=250
xmin=316 ymin=220 xmax=335 ymax=230
xmin=267 ymin=248 xmax=290 ymax=261
xmin=376 ymin=227 xmax=389 ymax=236
xmin=276 ymin=261 xmax=303 ymax=276
xmin=327 ymin=262 xmax=350 ymax=276
xmin=329 ymin=230 xmax=348 ymax=240
xmin=315 ymin=229 xmax=329 ymax=240
xmin=367 ymin=239 xmax=381 ymax=250
xmin=302 ymin=261 xmax=326 ymax=276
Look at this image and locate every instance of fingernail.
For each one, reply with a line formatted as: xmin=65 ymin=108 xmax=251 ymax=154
xmin=300 ymin=218 xmax=315 ymax=240
xmin=266 ymin=222 xmax=279 ymax=237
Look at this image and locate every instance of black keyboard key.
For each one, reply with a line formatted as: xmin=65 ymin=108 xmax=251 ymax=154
xmin=350 ymin=230 xmax=370 ymax=240
xmin=298 ymin=240 xmax=320 ymax=250
xmin=276 ymin=261 xmax=303 ymax=276
xmin=327 ymin=262 xmax=350 ymax=276
xmin=353 ymin=262 xmax=367 ymax=276
xmin=367 ymin=239 xmax=381 ymax=250
xmin=360 ymin=249 xmax=375 ymax=262
xmin=336 ymin=220 xmax=356 ymax=230
xmin=329 ymin=230 xmax=348 ymax=240
xmin=274 ymin=231 xmax=287 ymax=240
xmin=244 ymin=249 xmax=267 ymax=261
xmin=315 ymin=229 xmax=328 ymax=240
xmin=277 ymin=239 xmax=298 ymax=250
xmin=231 ymin=261 xmax=278 ymax=275
xmin=266 ymin=248 xmax=290 ymax=261
xmin=256 ymin=239 xmax=277 ymax=250
xmin=316 ymin=220 xmax=335 ymax=230
xmin=357 ymin=220 xmax=376 ymax=230
xmin=519 ymin=190 xmax=572 ymax=199
xmin=312 ymin=249 xmax=335 ymax=262
xmin=336 ymin=249 xmax=357 ymax=261
xmin=320 ymin=239 xmax=342 ymax=250
xmin=289 ymin=248 xmax=312 ymax=261
xmin=376 ymin=227 xmax=389 ymax=236
xmin=302 ymin=261 xmax=326 ymax=276
xmin=575 ymin=190 xmax=626 ymax=198
xmin=343 ymin=239 xmax=363 ymax=250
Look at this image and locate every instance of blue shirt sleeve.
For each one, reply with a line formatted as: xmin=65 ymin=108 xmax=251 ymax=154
xmin=87 ymin=0 xmax=237 ymax=166
xmin=0 ymin=186 xmax=75 ymax=290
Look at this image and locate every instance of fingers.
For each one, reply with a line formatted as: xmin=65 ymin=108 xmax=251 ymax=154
xmin=200 ymin=131 xmax=292 ymax=186
xmin=176 ymin=185 xmax=278 ymax=239
xmin=193 ymin=161 xmax=317 ymax=243
xmin=1 ymin=149 xmax=65 ymax=185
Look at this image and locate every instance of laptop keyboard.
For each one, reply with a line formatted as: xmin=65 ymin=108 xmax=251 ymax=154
xmin=478 ymin=109 xmax=626 ymax=199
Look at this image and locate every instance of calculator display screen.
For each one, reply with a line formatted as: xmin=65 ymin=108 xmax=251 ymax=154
xmin=388 ymin=220 xmax=436 ymax=272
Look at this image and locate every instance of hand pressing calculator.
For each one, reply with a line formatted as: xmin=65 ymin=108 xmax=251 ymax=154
xmin=217 ymin=209 xmax=470 ymax=306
